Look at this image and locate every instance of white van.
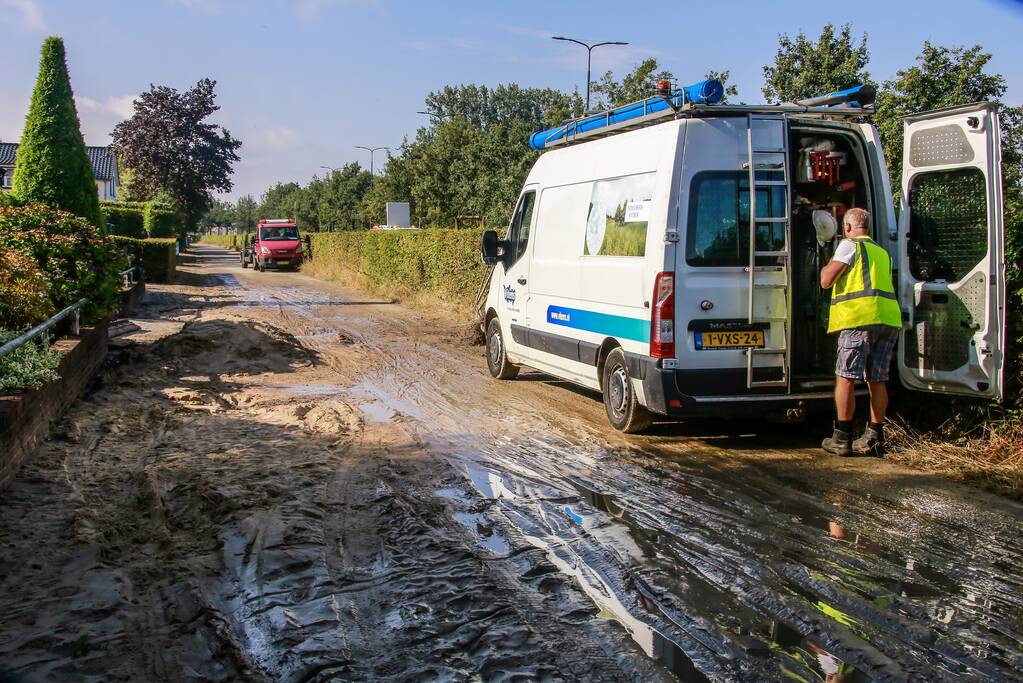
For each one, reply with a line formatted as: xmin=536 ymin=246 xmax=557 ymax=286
xmin=480 ymin=87 xmax=1006 ymax=432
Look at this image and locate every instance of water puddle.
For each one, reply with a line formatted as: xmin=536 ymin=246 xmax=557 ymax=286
xmin=452 ymin=512 xmax=511 ymax=556
xmin=267 ymin=382 xmax=346 ymax=397
xmin=358 ymin=400 xmax=393 ymax=423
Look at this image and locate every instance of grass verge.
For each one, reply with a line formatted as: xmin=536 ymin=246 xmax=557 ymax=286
xmin=887 ymin=418 xmax=1023 ymax=500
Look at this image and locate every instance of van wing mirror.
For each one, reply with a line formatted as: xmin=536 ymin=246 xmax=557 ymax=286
xmin=480 ymin=230 xmax=500 ymax=265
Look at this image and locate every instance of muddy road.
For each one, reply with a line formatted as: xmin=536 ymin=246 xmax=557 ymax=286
xmin=2 ymin=243 xmax=1022 ymax=682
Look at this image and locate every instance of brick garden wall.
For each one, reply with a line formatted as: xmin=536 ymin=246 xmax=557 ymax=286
xmin=0 ymin=321 xmax=108 ymax=487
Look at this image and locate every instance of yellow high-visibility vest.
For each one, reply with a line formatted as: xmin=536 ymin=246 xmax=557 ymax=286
xmin=828 ymin=236 xmax=902 ymax=333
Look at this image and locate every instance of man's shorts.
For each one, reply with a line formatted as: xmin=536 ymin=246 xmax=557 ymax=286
xmin=835 ymin=325 xmax=900 ymax=382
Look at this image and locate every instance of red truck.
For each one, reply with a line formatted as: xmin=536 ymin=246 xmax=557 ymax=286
xmin=241 ymin=219 xmax=304 ymax=271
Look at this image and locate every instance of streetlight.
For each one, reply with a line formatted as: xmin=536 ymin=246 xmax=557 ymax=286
xmin=417 ymin=111 xmax=445 ymax=121
xmin=552 ymin=36 xmax=629 ymax=112
xmin=354 ymin=145 xmax=390 ymax=175
xmin=319 ymin=165 xmax=337 ymax=176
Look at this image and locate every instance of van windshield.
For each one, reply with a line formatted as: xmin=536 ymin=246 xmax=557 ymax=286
xmin=260 ymin=226 xmax=299 ymax=240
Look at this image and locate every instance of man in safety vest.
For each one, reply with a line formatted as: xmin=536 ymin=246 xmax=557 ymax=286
xmin=819 ymin=208 xmax=902 ymax=456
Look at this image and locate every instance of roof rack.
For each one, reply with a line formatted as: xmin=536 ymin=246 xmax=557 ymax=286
xmin=530 ymin=84 xmax=875 ymax=150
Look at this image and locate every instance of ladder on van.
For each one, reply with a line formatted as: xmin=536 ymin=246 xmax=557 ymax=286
xmin=744 ymin=113 xmax=791 ymax=389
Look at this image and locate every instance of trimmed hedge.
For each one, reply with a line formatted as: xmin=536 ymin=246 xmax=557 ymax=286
xmin=111 ymin=235 xmax=177 ymax=283
xmin=144 ymin=202 xmax=179 ymax=238
xmin=101 ymin=200 xmax=146 ymax=238
xmin=203 ymin=233 xmax=247 ymax=250
xmin=310 ymin=229 xmax=487 ymax=305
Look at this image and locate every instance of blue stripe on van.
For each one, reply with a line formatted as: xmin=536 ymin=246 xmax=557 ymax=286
xmin=546 ymin=305 xmax=650 ymax=343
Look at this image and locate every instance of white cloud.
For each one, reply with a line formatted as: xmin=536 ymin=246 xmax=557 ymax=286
xmin=0 ymin=0 xmax=45 ymax=31
xmin=74 ymin=95 xmax=137 ymax=145
xmin=254 ymin=126 xmax=300 ymax=150
xmin=106 ymin=95 xmax=137 ymax=119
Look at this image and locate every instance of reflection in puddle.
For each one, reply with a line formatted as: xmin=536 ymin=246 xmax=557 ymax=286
xmin=463 ymin=462 xmax=518 ymax=500
xmin=452 ymin=512 xmax=511 ymax=555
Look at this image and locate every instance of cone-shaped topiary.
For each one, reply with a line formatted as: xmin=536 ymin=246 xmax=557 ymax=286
xmin=12 ymin=36 xmax=102 ymax=227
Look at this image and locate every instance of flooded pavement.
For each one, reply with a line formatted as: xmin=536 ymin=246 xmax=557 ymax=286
xmin=1 ymin=244 xmax=1022 ymax=681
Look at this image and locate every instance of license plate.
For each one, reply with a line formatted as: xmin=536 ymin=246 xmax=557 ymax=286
xmin=695 ymin=330 xmax=765 ymax=350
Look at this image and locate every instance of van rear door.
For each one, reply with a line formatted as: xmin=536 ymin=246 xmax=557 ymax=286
xmin=897 ymin=102 xmax=1005 ymax=399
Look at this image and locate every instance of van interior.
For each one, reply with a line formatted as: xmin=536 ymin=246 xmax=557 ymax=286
xmin=787 ymin=126 xmax=872 ymax=387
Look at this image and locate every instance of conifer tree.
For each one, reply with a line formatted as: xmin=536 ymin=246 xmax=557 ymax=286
xmin=12 ymin=36 xmax=101 ymax=227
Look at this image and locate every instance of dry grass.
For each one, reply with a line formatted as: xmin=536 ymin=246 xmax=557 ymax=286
xmin=886 ymin=419 xmax=1023 ymax=500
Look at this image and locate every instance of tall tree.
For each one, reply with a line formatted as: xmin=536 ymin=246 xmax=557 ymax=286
xmin=591 ymin=59 xmax=673 ymax=109
xmin=259 ymin=182 xmax=302 ymax=220
xmin=234 ymin=194 xmax=259 ymax=229
xmin=111 ymin=79 xmax=241 ymax=232
xmin=200 ymin=199 xmax=234 ymax=229
xmin=874 ymin=42 xmax=1020 ymax=190
xmin=12 ymin=36 xmax=101 ymax=227
xmin=319 ymin=163 xmax=373 ymax=230
xmin=762 ymin=23 xmax=872 ymax=103
xmin=423 ymin=83 xmax=581 ymax=131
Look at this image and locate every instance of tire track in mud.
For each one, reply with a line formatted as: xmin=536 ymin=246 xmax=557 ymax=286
xmin=244 ymin=274 xmax=1023 ymax=681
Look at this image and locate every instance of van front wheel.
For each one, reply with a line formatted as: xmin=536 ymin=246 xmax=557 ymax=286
xmin=486 ymin=318 xmax=519 ymax=380
xmin=602 ymin=348 xmax=652 ymax=433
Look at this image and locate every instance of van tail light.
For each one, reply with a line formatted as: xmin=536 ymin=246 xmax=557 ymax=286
xmin=650 ymin=272 xmax=675 ymax=359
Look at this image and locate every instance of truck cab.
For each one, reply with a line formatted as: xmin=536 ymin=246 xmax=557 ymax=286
xmin=480 ymin=84 xmax=1006 ymax=432
xmin=242 ymin=219 xmax=304 ymax=271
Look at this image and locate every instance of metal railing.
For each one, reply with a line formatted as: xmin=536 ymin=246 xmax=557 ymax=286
xmin=0 ymin=298 xmax=87 ymax=361
xmin=120 ymin=266 xmax=138 ymax=290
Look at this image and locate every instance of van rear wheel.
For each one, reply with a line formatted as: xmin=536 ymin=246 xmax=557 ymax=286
xmin=486 ymin=318 xmax=519 ymax=379
xmin=602 ymin=348 xmax=652 ymax=433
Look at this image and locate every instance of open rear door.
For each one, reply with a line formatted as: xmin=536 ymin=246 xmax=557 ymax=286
xmin=897 ymin=102 xmax=1005 ymax=399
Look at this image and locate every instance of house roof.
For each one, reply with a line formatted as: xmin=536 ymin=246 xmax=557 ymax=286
xmin=0 ymin=141 xmax=118 ymax=181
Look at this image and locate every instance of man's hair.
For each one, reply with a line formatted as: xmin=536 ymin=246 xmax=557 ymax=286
xmin=844 ymin=208 xmax=870 ymax=232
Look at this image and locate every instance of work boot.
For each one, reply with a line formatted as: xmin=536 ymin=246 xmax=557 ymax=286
xmin=821 ymin=422 xmax=853 ymax=457
xmin=853 ymin=423 xmax=885 ymax=457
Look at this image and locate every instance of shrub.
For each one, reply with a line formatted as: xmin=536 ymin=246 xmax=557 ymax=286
xmin=0 ymin=248 xmax=54 ymax=330
xmin=11 ymin=37 xmax=102 ymax=227
xmin=0 ymin=204 xmax=125 ymax=322
xmin=144 ymin=201 xmax=179 ymax=237
xmin=0 ymin=329 xmax=61 ymax=392
xmin=100 ymin=200 xmax=146 ymax=238
xmin=110 ymin=235 xmax=177 ymax=283
xmin=309 ymin=229 xmax=487 ymax=305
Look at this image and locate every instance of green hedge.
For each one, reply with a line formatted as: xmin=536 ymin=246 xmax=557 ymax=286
xmin=310 ymin=229 xmax=487 ymax=305
xmin=111 ymin=235 xmax=177 ymax=283
xmin=203 ymin=233 xmax=247 ymax=250
xmin=101 ymin=200 xmax=146 ymax=238
xmin=144 ymin=202 xmax=179 ymax=238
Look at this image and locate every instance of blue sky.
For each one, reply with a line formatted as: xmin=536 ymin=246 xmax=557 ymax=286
xmin=2 ymin=0 xmax=1022 ymax=200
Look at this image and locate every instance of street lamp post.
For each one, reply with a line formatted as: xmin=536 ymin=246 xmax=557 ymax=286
xmin=354 ymin=146 xmax=390 ymax=176
xmin=551 ymin=36 xmax=629 ymax=112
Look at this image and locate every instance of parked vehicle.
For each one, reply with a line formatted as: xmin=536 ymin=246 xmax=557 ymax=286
xmin=241 ymin=219 xmax=304 ymax=271
xmin=480 ymin=81 xmax=1005 ymax=432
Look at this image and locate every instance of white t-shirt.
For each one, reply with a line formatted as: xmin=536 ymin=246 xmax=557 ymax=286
xmin=833 ymin=239 xmax=858 ymax=266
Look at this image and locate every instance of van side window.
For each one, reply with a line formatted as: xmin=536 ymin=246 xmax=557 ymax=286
xmin=508 ymin=190 xmax=536 ymax=265
xmin=686 ymin=171 xmax=786 ymax=267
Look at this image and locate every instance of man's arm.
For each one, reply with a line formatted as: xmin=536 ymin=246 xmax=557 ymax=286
xmin=820 ymin=260 xmax=847 ymax=289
